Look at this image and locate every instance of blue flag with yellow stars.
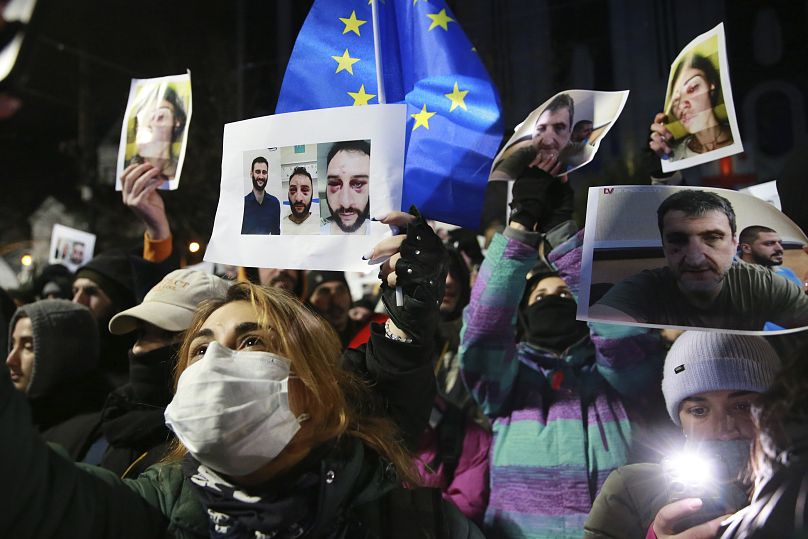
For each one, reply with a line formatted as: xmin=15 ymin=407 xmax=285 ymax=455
xmin=276 ymin=0 xmax=503 ymax=229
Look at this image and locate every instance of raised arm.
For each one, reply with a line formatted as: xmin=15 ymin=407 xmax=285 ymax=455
xmin=341 ymin=208 xmax=447 ymax=449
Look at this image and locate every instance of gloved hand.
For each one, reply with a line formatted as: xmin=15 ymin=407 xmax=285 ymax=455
xmin=509 ymin=167 xmax=555 ymax=231
xmin=380 ymin=206 xmax=448 ymax=343
xmin=539 ymin=177 xmax=574 ymax=232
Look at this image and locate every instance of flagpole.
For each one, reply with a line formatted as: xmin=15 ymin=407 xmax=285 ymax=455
xmin=371 ymin=0 xmax=404 ymax=307
xmin=370 ymin=0 xmax=385 ymax=105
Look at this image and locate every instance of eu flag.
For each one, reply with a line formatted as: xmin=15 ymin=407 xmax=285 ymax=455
xmin=276 ymin=0 xmax=503 ymax=229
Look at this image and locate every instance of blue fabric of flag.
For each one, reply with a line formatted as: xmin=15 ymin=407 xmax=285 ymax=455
xmin=276 ymin=0 xmax=502 ymax=229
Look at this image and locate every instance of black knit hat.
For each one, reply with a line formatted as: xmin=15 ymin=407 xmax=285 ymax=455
xmin=74 ymin=251 xmax=136 ymax=311
xmin=305 ymin=270 xmax=350 ymax=300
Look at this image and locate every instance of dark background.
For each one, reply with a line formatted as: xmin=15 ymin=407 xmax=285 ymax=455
xmin=1 ymin=0 xmax=805 ymax=276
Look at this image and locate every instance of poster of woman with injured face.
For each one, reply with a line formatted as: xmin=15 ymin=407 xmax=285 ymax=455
xmin=489 ymin=89 xmax=629 ymax=181
xmin=651 ymin=23 xmax=743 ymax=173
xmin=579 ymin=185 xmax=808 ymax=335
xmin=116 ymin=71 xmax=192 ymax=191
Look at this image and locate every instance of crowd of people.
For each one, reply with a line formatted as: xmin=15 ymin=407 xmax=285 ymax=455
xmin=3 ymin=104 xmax=808 ymax=539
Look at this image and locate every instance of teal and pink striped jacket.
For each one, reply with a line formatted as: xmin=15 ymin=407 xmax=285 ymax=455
xmin=459 ymin=230 xmax=664 ymax=539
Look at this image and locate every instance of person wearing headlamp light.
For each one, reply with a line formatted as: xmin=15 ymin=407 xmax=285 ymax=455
xmin=584 ymin=331 xmax=781 ymax=539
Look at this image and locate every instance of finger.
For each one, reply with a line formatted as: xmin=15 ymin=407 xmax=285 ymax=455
xmin=364 ymin=234 xmax=405 ymax=263
xmin=384 ymin=253 xmax=402 ymax=287
xmin=121 ymin=163 xmax=154 ymax=194
xmin=549 ymin=160 xmax=563 ymax=177
xmin=130 ymin=167 xmax=163 ymax=199
xmin=649 ymin=123 xmax=669 ymax=139
xmin=654 ymin=112 xmax=668 ymax=124
xmin=654 ymin=498 xmax=703 ymax=534
xmin=374 ymin=211 xmax=417 ymax=228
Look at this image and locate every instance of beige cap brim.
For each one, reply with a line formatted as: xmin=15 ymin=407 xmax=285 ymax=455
xmin=108 ymin=301 xmax=195 ymax=335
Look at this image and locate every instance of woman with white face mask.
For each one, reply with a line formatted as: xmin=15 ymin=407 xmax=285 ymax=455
xmin=0 ymin=210 xmax=483 ymax=538
xmin=584 ymin=331 xmax=781 ymax=539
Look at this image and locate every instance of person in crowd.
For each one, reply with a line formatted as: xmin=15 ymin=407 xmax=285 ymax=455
xmin=282 ymin=166 xmax=319 ymax=235
xmin=718 ymin=352 xmax=808 ymax=538
xmin=240 ymin=266 xmax=306 ymax=299
xmin=127 ymin=86 xmax=188 ymax=184
xmin=649 ymin=53 xmax=733 ymax=161
xmin=415 ymin=245 xmax=492 ymax=524
xmin=459 ymin=160 xmax=666 ymax=538
xmin=6 ymin=299 xmax=107 ymax=458
xmin=585 ymin=331 xmax=781 ymax=538
xmin=72 ymin=251 xmax=138 ymax=388
xmin=305 ymin=270 xmax=359 ymax=348
xmin=0 ymin=209 xmax=486 ymax=538
xmin=86 ymin=269 xmax=231 ymax=476
xmin=33 ymin=263 xmax=74 ymax=300
xmin=241 ymin=155 xmax=281 ymax=235
xmin=591 ymin=190 xmax=808 ymax=330
xmin=321 ymin=140 xmax=371 ymax=235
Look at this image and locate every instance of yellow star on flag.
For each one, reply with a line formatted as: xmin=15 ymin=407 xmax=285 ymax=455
xmin=426 ymin=8 xmax=454 ymax=31
xmin=332 ymin=49 xmax=360 ymax=75
xmin=444 ymin=82 xmax=469 ymax=112
xmin=411 ymin=104 xmax=436 ymax=131
xmin=348 ymin=84 xmax=376 ymax=106
xmin=340 ymin=10 xmax=367 ymax=36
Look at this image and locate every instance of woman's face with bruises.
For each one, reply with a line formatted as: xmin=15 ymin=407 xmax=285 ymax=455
xmin=670 ymin=67 xmax=717 ymax=134
xmin=135 ymin=99 xmax=177 ymax=158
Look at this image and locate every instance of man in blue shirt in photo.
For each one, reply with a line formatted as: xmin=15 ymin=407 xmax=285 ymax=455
xmin=241 ymin=156 xmax=280 ymax=235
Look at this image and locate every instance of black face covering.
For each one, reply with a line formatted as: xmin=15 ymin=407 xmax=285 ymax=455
xmin=126 ymin=342 xmax=181 ymax=406
xmin=524 ymin=295 xmax=589 ymax=352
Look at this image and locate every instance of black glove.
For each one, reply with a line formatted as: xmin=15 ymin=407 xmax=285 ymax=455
xmin=509 ymin=167 xmax=555 ymax=231
xmin=539 ymin=178 xmax=574 ymax=232
xmin=381 ymin=206 xmax=448 ymax=343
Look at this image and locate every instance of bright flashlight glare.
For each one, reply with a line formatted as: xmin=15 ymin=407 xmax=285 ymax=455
xmin=188 ymin=241 xmax=201 ymax=253
xmin=665 ymin=451 xmax=714 ymax=487
xmin=20 ymin=254 xmax=33 ymax=267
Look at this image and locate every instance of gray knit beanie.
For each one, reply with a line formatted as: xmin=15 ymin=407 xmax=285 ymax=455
xmin=662 ymin=331 xmax=781 ymax=426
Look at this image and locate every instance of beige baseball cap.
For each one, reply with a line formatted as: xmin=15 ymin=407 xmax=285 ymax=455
xmin=108 ymin=269 xmax=231 ymax=335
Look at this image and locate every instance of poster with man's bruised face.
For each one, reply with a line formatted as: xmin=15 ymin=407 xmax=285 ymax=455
xmin=489 ymin=89 xmax=628 ymax=180
xmin=579 ymin=185 xmax=808 ymax=335
xmin=115 ymin=71 xmax=193 ymax=191
xmin=205 ymin=105 xmax=406 ymax=271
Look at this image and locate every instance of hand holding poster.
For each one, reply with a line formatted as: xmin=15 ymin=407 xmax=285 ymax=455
xmin=116 ymin=71 xmax=192 ymax=191
xmin=579 ymin=185 xmax=808 ymax=334
xmin=490 ymin=89 xmax=629 ymax=181
xmin=48 ymin=224 xmax=95 ymax=272
xmin=651 ymin=23 xmax=743 ymax=172
xmin=205 ymin=105 xmax=406 ymax=271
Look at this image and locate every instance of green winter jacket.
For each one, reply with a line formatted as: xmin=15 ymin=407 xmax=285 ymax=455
xmin=1 ymin=353 xmax=482 ymax=538
xmin=583 ymin=463 xmax=670 ymax=539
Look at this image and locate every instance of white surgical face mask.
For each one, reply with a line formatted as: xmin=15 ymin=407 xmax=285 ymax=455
xmin=164 ymin=341 xmax=305 ymax=477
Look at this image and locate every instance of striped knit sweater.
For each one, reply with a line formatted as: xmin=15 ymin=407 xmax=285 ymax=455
xmin=459 ymin=230 xmax=664 ymax=539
